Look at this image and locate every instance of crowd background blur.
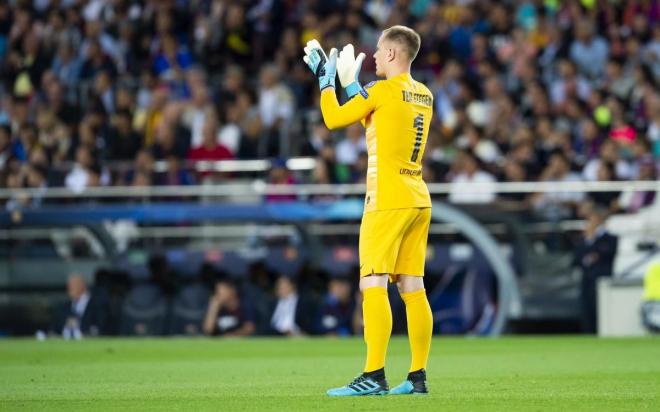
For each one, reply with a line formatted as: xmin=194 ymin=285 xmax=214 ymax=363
xmin=0 ymin=0 xmax=658 ymax=213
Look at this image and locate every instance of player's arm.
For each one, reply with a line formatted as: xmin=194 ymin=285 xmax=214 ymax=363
xmin=319 ymin=86 xmax=379 ymax=130
xmin=303 ymin=39 xmax=380 ymax=129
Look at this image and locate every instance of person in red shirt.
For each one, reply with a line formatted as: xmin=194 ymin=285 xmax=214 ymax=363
xmin=187 ymin=117 xmax=233 ymax=179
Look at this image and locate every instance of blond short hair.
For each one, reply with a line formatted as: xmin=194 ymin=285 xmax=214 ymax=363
xmin=382 ymin=25 xmax=421 ymax=62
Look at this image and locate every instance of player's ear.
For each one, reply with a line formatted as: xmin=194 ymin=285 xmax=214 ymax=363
xmin=387 ymin=47 xmax=395 ymax=62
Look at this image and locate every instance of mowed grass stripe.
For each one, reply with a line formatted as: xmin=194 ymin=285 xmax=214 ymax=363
xmin=1 ymin=337 xmax=659 ymax=411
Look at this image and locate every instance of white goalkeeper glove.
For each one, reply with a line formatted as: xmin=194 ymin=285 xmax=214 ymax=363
xmin=337 ymin=44 xmax=366 ymax=99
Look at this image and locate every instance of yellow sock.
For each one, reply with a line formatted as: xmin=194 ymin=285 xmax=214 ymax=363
xmin=401 ymin=289 xmax=433 ymax=372
xmin=362 ymin=286 xmax=392 ymax=372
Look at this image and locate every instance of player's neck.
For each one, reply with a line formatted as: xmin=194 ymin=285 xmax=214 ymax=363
xmin=385 ymin=64 xmax=411 ymax=79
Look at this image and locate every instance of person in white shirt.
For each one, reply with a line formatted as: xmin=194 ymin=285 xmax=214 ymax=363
xmin=449 ymin=151 xmax=497 ymax=204
xmin=533 ymin=151 xmax=585 ymax=220
xmin=258 ymin=65 xmax=294 ymax=156
xmin=270 ymin=275 xmax=301 ymax=336
xmin=335 ymin=122 xmax=367 ymax=166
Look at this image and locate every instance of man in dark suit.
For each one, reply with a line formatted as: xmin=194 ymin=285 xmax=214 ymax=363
xmin=574 ymin=205 xmax=619 ymax=333
xmin=51 ymin=274 xmax=108 ymax=338
xmin=269 ymin=275 xmax=318 ymax=336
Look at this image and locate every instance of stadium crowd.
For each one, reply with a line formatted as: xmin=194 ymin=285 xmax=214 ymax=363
xmin=0 ymin=0 xmax=658 ymax=215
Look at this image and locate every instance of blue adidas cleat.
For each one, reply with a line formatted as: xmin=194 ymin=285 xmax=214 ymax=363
xmin=389 ymin=369 xmax=429 ymax=395
xmin=326 ymin=370 xmax=389 ymax=396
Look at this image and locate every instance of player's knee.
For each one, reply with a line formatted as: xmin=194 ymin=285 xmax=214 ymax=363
xmin=396 ymin=275 xmax=425 ymax=294
xmin=359 ymin=274 xmax=389 ymax=291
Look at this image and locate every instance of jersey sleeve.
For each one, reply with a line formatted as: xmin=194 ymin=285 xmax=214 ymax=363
xmin=319 ymin=82 xmax=384 ymax=130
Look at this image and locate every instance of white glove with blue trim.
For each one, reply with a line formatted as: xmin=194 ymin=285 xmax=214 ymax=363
xmin=337 ymin=44 xmax=366 ymax=99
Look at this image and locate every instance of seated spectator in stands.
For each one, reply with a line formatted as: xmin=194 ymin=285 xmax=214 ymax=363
xmin=583 ymin=138 xmax=633 ymax=181
xmin=258 ymin=64 xmax=294 ymax=156
xmin=449 ymin=151 xmax=497 ymax=204
xmin=90 ymin=70 xmax=115 ymax=115
xmin=573 ymin=205 xmax=618 ymax=334
xmin=550 ymin=59 xmax=592 ymax=109
xmin=0 ymin=125 xmax=13 ymax=168
xmin=106 ymin=109 xmax=141 ymax=161
xmin=569 ymin=19 xmax=609 ymax=80
xmin=265 ymin=159 xmax=297 ymax=203
xmin=187 ymin=117 xmax=233 ymax=180
xmin=152 ymin=34 xmax=193 ymax=79
xmin=181 ymin=72 xmax=214 ymax=148
xmin=269 ymin=275 xmax=316 ymax=336
xmin=65 ymin=146 xmax=96 ymax=194
xmin=51 ymin=41 xmax=81 ymax=90
xmin=24 ymin=164 xmax=48 ymax=207
xmin=79 ymin=39 xmax=117 ymax=80
xmin=532 ymin=151 xmax=584 ymax=220
xmin=234 ymin=90 xmax=263 ymax=159
xmin=588 ymin=161 xmax=621 ymax=212
xmin=317 ymin=275 xmax=355 ymax=336
xmin=120 ymin=149 xmax=155 ymax=186
xmin=497 ymin=160 xmax=529 ymax=205
xmin=203 ymin=276 xmax=255 ymax=337
xmin=619 ymin=157 xmax=657 ymax=213
xmin=50 ymin=274 xmax=108 ymax=338
xmin=335 ymin=123 xmax=366 ymax=166
xmin=160 ymin=155 xmax=194 ymax=186
xmin=151 ymin=117 xmax=190 ymax=161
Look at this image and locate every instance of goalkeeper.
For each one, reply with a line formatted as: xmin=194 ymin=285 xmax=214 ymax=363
xmin=303 ymin=25 xmax=434 ymax=396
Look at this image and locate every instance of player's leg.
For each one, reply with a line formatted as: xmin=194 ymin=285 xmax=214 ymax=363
xmin=389 ymin=275 xmax=432 ymax=395
xmin=359 ymin=274 xmax=391 ymax=376
xmin=390 ymin=208 xmax=433 ymax=395
xmin=327 ymin=210 xmax=407 ymax=397
xmin=326 ymin=275 xmax=391 ymax=396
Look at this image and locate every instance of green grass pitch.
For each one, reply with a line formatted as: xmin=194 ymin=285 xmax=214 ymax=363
xmin=1 ymin=337 xmax=659 ymax=411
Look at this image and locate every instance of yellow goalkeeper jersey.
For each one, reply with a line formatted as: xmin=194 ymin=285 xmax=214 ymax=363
xmin=320 ymin=72 xmax=433 ymax=213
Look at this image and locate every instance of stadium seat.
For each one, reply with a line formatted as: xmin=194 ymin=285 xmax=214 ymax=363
xmin=168 ymin=284 xmax=211 ymax=335
xmin=319 ymin=246 xmax=358 ymax=278
xmin=264 ymin=246 xmax=307 ymax=277
xmin=120 ymin=284 xmax=168 ymax=336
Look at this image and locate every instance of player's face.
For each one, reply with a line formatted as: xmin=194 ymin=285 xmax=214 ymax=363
xmin=374 ymin=35 xmax=388 ymax=77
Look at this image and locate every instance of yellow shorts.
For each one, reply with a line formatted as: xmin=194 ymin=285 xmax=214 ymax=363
xmin=359 ymin=207 xmax=431 ymax=279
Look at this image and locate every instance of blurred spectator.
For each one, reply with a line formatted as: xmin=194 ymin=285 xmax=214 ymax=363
xmin=187 ymin=117 xmax=233 ymax=180
xmin=153 ymin=33 xmax=193 ymax=79
xmin=181 ymin=69 xmax=214 ymax=147
xmin=65 ymin=146 xmax=97 ymax=194
xmin=532 ymin=151 xmax=584 ymax=220
xmin=619 ymin=157 xmax=657 ymax=213
xmin=51 ymin=274 xmax=108 ymax=338
xmin=265 ymin=159 xmax=297 ymax=203
xmin=106 ymin=110 xmax=141 ymax=161
xmin=573 ymin=205 xmax=618 ymax=334
xmin=449 ymin=151 xmax=496 ymax=204
xmin=570 ymin=19 xmax=609 ymax=80
xmin=203 ymin=276 xmax=255 ymax=337
xmin=587 ymin=161 xmax=621 ymax=212
xmin=335 ymin=123 xmax=367 ymax=166
xmin=258 ymin=64 xmax=293 ymax=156
xmin=317 ymin=275 xmax=355 ymax=336
xmin=79 ymin=38 xmax=116 ymax=80
xmin=269 ymin=275 xmax=316 ymax=336
xmin=161 ymin=155 xmax=194 ymax=186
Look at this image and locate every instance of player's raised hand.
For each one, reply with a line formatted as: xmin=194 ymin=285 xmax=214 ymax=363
xmin=337 ymin=44 xmax=366 ymax=99
xmin=303 ymin=39 xmax=337 ymax=91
